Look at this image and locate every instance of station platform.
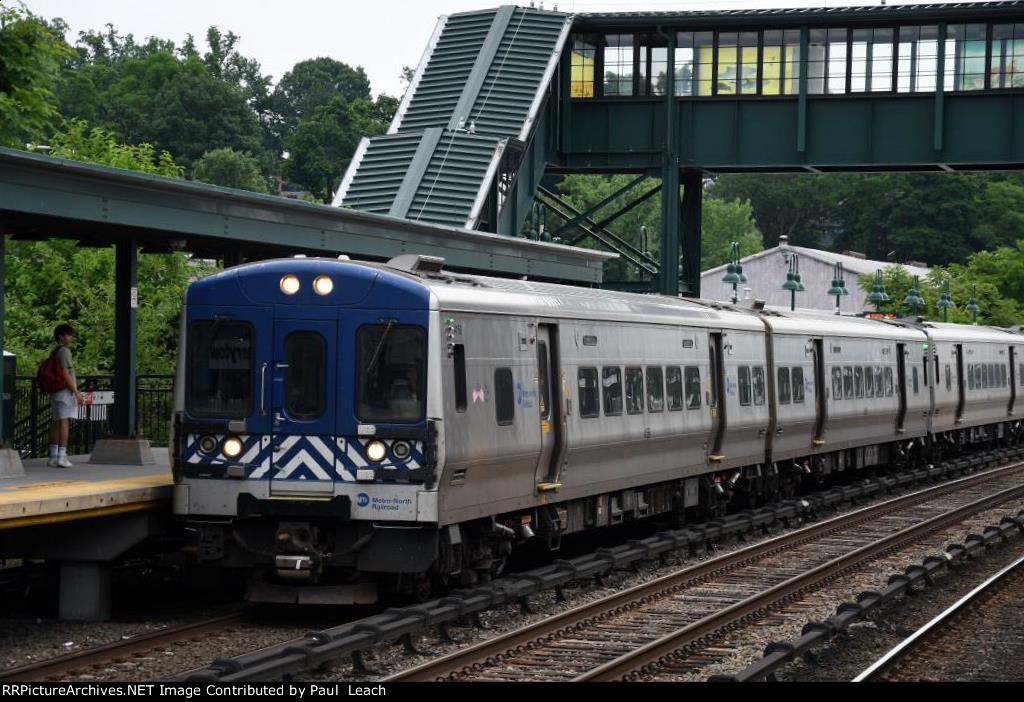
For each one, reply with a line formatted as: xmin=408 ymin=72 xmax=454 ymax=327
xmin=0 ymin=453 xmax=172 ymax=530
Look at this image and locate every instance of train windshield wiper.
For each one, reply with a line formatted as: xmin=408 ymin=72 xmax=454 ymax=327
xmin=363 ymin=320 xmax=396 ymax=378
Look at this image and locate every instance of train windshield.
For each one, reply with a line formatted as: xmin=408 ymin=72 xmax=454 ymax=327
xmin=187 ymin=321 xmax=253 ymax=418
xmin=356 ymin=324 xmax=426 ymax=423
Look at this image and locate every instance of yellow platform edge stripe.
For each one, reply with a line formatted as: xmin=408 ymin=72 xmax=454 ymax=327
xmin=0 ymin=499 xmax=169 ymax=531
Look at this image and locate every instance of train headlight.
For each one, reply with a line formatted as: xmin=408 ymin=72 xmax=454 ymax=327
xmin=313 ymin=275 xmax=333 ymax=296
xmin=366 ymin=440 xmax=387 ymax=463
xmin=222 ymin=436 xmax=244 ymax=458
xmin=279 ymin=274 xmax=301 ymax=295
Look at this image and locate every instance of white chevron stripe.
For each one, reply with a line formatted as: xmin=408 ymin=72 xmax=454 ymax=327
xmin=346 ymin=444 xmax=368 ymax=468
xmin=278 ymin=449 xmax=331 ymax=481
xmin=307 ymin=436 xmax=335 ymax=466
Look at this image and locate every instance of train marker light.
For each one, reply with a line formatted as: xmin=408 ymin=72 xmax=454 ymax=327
xmin=280 ymin=274 xmax=301 ymax=295
xmin=313 ymin=275 xmax=334 ymax=295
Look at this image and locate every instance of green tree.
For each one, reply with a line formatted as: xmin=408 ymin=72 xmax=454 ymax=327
xmin=284 ymin=95 xmax=393 ymax=200
xmin=4 ymin=121 xmax=213 ymax=374
xmin=271 ymin=57 xmax=372 ymax=144
xmin=700 ymin=197 xmax=763 ymax=271
xmin=192 ymin=147 xmax=268 ymax=192
xmin=0 ymin=4 xmax=73 ymax=147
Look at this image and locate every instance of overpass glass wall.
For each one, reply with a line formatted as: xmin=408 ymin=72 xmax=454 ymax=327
xmin=570 ymin=21 xmax=1024 ymax=98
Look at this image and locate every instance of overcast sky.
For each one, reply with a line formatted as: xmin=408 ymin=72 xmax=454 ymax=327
xmin=24 ymin=0 xmax=977 ymax=97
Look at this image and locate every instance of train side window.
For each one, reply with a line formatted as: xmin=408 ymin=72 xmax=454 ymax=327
xmin=684 ymin=366 xmax=702 ymax=409
xmin=982 ymin=364 xmax=990 ymax=389
xmin=1020 ymin=363 xmax=1024 ymax=387
xmin=578 ymin=367 xmax=600 ymax=418
xmin=874 ymin=367 xmax=883 ymax=397
xmin=912 ymin=366 xmax=919 ymax=394
xmin=863 ymin=365 xmax=874 ymax=398
xmin=495 ymin=368 xmax=515 ymax=425
xmin=884 ymin=367 xmax=894 ymax=396
xmin=738 ymin=366 xmax=752 ymax=406
xmin=975 ymin=364 xmax=982 ymax=389
xmin=647 ymin=367 xmax=664 ymax=412
xmin=968 ymin=364 xmax=975 ymax=390
xmin=453 ymin=345 xmax=467 ymax=412
xmin=777 ymin=367 xmax=791 ymax=405
xmin=831 ymin=367 xmax=843 ymax=399
xmin=625 ymin=367 xmax=644 ymax=415
xmin=667 ymin=366 xmax=684 ymax=410
xmin=1002 ymin=364 xmax=1008 ymax=388
xmin=603 ymin=366 xmax=623 ymax=416
xmin=752 ymin=366 xmax=766 ymax=406
xmin=945 ymin=364 xmax=952 ymax=392
xmin=843 ymin=366 xmax=854 ymax=399
xmin=854 ymin=366 xmax=864 ymax=398
xmin=792 ymin=367 xmax=805 ymax=403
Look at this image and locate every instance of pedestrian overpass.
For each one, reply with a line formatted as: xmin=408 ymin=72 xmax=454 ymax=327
xmin=337 ymin=2 xmax=1024 ymax=297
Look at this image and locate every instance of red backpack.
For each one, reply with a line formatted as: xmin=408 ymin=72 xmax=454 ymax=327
xmin=37 ymin=349 xmax=67 ymax=394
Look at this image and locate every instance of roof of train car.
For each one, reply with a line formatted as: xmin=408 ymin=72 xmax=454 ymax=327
xmin=920 ymin=320 xmax=1020 ymax=343
xmin=758 ymin=306 xmax=927 ymax=342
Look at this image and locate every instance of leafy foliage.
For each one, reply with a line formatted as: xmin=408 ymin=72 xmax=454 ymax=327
xmin=0 ymin=4 xmax=73 ymax=147
xmin=192 ymin=147 xmax=268 ymax=193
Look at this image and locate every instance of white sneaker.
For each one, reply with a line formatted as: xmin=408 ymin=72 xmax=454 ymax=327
xmin=57 ymin=456 xmax=73 ymax=468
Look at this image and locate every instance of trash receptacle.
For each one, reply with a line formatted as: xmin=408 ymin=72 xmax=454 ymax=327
xmin=2 ymin=351 xmax=14 ymax=445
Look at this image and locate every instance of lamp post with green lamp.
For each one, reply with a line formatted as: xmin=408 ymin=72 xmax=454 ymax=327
xmin=903 ymin=275 xmax=926 ymax=317
xmin=936 ymin=277 xmax=956 ymax=322
xmin=827 ymin=262 xmax=849 ymax=315
xmin=867 ymin=270 xmax=890 ymax=314
xmin=720 ymin=242 xmax=747 ymax=304
xmin=781 ymin=253 xmax=806 ymax=311
xmin=965 ymin=283 xmax=980 ymax=324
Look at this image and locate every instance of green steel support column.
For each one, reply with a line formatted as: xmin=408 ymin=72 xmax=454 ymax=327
xmin=934 ymin=23 xmax=947 ymax=153
xmin=797 ymin=26 xmax=809 ymax=155
xmin=681 ymin=171 xmax=703 ymax=298
xmin=659 ymin=29 xmax=680 ymax=296
xmin=0 ymin=225 xmax=5 ymax=444
xmin=113 ymin=239 xmax=137 ymax=437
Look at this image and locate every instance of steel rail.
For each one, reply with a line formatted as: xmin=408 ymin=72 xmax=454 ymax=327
xmin=853 ymin=550 xmax=1024 ymax=682
xmin=580 ymin=477 xmax=1024 ymax=681
xmin=0 ymin=613 xmax=246 ymax=682
xmin=385 ymin=458 xmax=1024 ymax=682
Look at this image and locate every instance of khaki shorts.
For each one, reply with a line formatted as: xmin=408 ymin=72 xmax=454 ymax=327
xmin=51 ymin=389 xmax=78 ymax=420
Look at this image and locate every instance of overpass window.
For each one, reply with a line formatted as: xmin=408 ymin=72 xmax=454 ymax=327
xmin=739 ymin=31 xmax=759 ymax=94
xmin=871 ymin=29 xmax=895 ymax=91
xmin=946 ymin=24 xmax=987 ymax=91
xmin=807 ymin=29 xmax=827 ymax=94
xmin=828 ymin=28 xmax=849 ymax=94
xmin=898 ymin=26 xmax=939 ymax=92
xmin=604 ymin=34 xmax=634 ymax=96
xmin=991 ymin=24 xmax=1024 ymax=89
xmin=717 ymin=32 xmax=739 ymax=95
xmin=641 ymin=43 xmax=669 ymax=96
xmin=675 ymin=32 xmax=697 ymax=96
xmin=571 ymin=39 xmax=597 ymax=98
xmin=763 ymin=29 xmax=801 ymax=96
xmin=851 ymin=29 xmax=870 ymax=92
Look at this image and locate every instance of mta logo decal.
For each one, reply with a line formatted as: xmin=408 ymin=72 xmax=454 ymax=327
xmin=356 ymin=492 xmax=370 ymax=507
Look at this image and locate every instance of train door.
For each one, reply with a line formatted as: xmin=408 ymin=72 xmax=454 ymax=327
xmin=955 ymin=344 xmax=966 ymax=422
xmin=269 ymin=319 xmax=339 ymax=495
xmin=812 ymin=338 xmax=826 ymax=443
xmin=1010 ymin=346 xmax=1017 ymax=415
xmin=896 ymin=342 xmax=908 ymax=433
xmin=535 ymin=324 xmax=566 ymax=488
xmin=708 ymin=332 xmax=726 ymax=459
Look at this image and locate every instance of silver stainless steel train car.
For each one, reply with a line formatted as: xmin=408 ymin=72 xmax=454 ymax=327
xmin=171 ymin=255 xmax=1022 ymax=603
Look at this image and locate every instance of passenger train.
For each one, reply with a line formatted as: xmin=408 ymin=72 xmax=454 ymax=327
xmin=171 ymin=254 xmax=1022 ymax=603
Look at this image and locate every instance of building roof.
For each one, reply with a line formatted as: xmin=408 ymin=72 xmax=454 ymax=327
xmin=702 ymin=242 xmax=931 ymax=279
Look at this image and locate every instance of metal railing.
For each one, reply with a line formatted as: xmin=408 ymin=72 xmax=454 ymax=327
xmin=12 ymin=374 xmax=174 ymax=458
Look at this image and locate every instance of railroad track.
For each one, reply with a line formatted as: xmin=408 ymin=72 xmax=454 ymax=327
xmin=0 ymin=613 xmax=246 ymax=682
xmin=387 ymin=460 xmax=1024 ymax=682
xmin=854 ymin=550 xmax=1024 ymax=682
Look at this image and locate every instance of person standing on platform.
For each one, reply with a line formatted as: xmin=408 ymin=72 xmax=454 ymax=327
xmin=48 ymin=324 xmax=83 ymax=467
